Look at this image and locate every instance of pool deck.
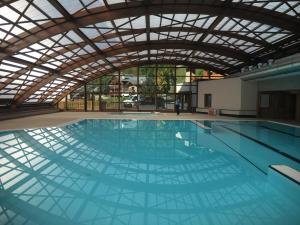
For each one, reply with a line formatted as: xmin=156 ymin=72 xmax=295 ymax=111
xmin=0 ymin=111 xmax=299 ymax=131
xmin=0 ymin=111 xmax=243 ymax=131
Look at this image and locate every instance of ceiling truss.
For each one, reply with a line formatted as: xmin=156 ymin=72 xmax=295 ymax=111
xmin=0 ymin=0 xmax=299 ymax=105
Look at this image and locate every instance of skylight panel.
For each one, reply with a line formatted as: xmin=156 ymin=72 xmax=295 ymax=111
xmin=0 ymin=30 xmax=6 ymax=39
xmin=67 ymin=30 xmax=83 ymax=43
xmin=95 ymin=21 xmax=114 ymax=29
xmin=80 ymin=28 xmax=100 ymax=39
xmin=14 ymin=54 xmax=38 ymax=63
xmin=150 ymin=33 xmax=159 ymax=40
xmin=0 ymin=6 xmax=20 ymax=22
xmin=19 ymin=21 xmax=36 ymax=30
xmin=0 ymin=24 xmax=13 ymax=33
xmin=30 ymin=70 xmax=47 ymax=77
xmin=87 ymin=0 xmax=105 ymax=9
xmin=266 ymin=33 xmax=289 ymax=43
xmin=84 ymin=45 xmax=95 ymax=53
xmin=160 ymin=16 xmax=172 ymax=26
xmin=37 ymin=0 xmax=63 ymax=18
xmin=58 ymin=36 xmax=74 ymax=45
xmin=57 ymin=0 xmax=83 ymax=14
xmin=134 ymin=33 xmax=147 ymax=42
xmin=114 ymin=18 xmax=131 ymax=29
xmin=40 ymin=38 xmax=55 ymax=47
xmin=96 ymin=42 xmax=110 ymax=49
xmin=131 ymin=16 xmax=146 ymax=29
xmin=0 ymin=64 xmax=21 ymax=72
xmin=150 ymin=15 xmax=161 ymax=27
xmin=10 ymin=26 xmax=24 ymax=36
xmin=106 ymin=0 xmax=126 ymax=5
xmin=24 ymin=5 xmax=47 ymax=20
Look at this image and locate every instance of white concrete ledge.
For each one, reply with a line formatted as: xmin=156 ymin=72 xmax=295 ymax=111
xmin=269 ymin=165 xmax=300 ymax=185
xmin=196 ymin=108 xmax=209 ymax=113
xmin=192 ymin=120 xmax=212 ymax=133
xmin=268 ymin=164 xmax=300 ymax=204
xmin=121 ymin=111 xmax=160 ymax=114
xmin=220 ymin=109 xmax=257 ymax=116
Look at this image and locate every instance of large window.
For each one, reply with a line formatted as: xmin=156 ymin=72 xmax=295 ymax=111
xmin=59 ymin=65 xmax=221 ymax=112
xmin=204 ymin=94 xmax=212 ymax=108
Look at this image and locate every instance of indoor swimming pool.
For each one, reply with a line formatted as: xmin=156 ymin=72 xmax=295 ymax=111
xmin=0 ymin=119 xmax=299 ymax=225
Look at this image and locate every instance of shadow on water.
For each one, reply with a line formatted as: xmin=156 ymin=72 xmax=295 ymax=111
xmin=0 ymin=120 xmax=299 ymax=225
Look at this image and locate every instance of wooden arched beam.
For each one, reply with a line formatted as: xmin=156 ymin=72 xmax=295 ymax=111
xmin=52 ymin=59 xmax=225 ymax=105
xmin=17 ymin=59 xmax=224 ymax=105
xmin=9 ymin=48 xmax=229 ymax=105
xmin=0 ymin=55 xmax=84 ymax=92
xmin=1 ymin=1 xmax=299 ymax=59
xmin=0 ymin=42 xmax=233 ymax=96
xmin=13 ymin=39 xmax=245 ymax=105
xmin=10 ymin=41 xmax=238 ymax=101
xmin=37 ymin=82 xmax=70 ymax=103
xmin=57 ymin=40 xmax=250 ymax=76
xmin=18 ymin=26 xmax=267 ymax=64
xmin=0 ymin=26 xmax=258 ymax=90
xmin=116 ymin=53 xmax=233 ymax=68
xmin=14 ymin=75 xmax=56 ymax=104
xmin=92 ymin=27 xmax=268 ymax=46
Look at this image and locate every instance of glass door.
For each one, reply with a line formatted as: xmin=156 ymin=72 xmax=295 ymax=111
xmin=176 ymin=92 xmax=191 ymax=112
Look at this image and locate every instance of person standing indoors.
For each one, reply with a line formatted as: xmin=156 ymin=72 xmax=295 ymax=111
xmin=175 ymin=98 xmax=181 ymax=115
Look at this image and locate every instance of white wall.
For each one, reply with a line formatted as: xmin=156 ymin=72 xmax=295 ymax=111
xmin=197 ymin=78 xmax=257 ymax=116
xmin=198 ymin=78 xmax=242 ymax=109
xmin=241 ymin=80 xmax=257 ymax=110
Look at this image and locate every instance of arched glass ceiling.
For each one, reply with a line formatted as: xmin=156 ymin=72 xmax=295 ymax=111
xmin=0 ymin=0 xmax=299 ymax=105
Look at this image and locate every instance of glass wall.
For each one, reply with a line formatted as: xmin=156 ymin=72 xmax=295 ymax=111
xmin=59 ymin=65 xmax=222 ymax=112
xmin=67 ymin=86 xmax=85 ymax=111
xmin=87 ymin=81 xmax=100 ymax=111
xmin=120 ymin=67 xmax=138 ymax=111
xmin=100 ymin=72 xmax=119 ymax=111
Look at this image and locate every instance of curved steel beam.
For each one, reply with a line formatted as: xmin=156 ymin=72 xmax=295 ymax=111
xmin=1 ymin=1 xmax=299 ymax=59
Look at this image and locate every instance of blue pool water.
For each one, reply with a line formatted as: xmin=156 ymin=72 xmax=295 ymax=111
xmin=198 ymin=120 xmax=300 ymax=172
xmin=0 ymin=119 xmax=299 ymax=225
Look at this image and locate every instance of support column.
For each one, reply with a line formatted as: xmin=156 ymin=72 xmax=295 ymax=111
xmin=65 ymin=96 xmax=68 ymax=111
xmin=84 ymin=84 xmax=87 ymax=112
xmin=196 ymin=80 xmax=199 ymax=109
xmin=189 ymin=68 xmax=192 ymax=112
xmin=92 ymin=92 xmax=94 ymax=111
xmin=118 ymin=70 xmax=121 ymax=112
xmin=189 ymin=68 xmax=192 ymax=92
xmin=174 ymin=65 xmax=177 ymax=113
xmin=137 ymin=66 xmax=140 ymax=111
xmin=155 ymin=64 xmax=158 ymax=111
xmin=99 ymin=80 xmax=102 ymax=111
